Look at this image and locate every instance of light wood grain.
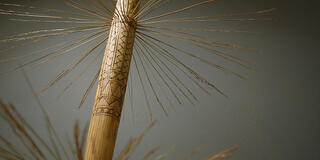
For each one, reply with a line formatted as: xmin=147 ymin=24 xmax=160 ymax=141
xmin=84 ymin=0 xmax=140 ymax=159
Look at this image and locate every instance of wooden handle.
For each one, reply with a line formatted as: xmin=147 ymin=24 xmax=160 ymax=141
xmin=84 ymin=1 xmax=140 ymax=159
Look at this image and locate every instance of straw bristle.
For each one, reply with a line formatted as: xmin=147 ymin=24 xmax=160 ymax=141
xmin=0 ymin=0 xmax=275 ymax=117
xmin=205 ymin=145 xmax=238 ymax=160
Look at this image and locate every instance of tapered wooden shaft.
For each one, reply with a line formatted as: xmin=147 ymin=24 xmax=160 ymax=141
xmin=84 ymin=1 xmax=139 ymax=159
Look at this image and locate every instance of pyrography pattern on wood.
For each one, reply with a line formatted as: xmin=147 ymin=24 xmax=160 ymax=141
xmin=85 ymin=1 xmax=139 ymax=159
xmin=93 ymin=17 xmax=137 ymax=120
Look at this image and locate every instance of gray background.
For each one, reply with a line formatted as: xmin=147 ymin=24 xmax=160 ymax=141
xmin=0 ymin=0 xmax=319 ymax=159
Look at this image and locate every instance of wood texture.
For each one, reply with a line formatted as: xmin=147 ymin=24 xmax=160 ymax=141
xmin=84 ymin=1 xmax=140 ymax=159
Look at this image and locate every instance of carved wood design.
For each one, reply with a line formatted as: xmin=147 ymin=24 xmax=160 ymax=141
xmin=84 ymin=1 xmax=139 ymax=159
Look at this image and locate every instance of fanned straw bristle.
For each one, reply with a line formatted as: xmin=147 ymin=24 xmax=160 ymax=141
xmin=0 ymin=0 xmax=275 ymax=114
xmin=0 ymin=70 xmax=89 ymax=160
xmin=0 ymin=0 xmax=274 ymax=159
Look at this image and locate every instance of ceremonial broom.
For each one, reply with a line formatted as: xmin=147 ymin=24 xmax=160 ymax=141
xmin=0 ymin=0 xmax=275 ymax=159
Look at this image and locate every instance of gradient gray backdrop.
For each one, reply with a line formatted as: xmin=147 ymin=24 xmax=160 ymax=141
xmin=0 ymin=0 xmax=319 ymax=159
